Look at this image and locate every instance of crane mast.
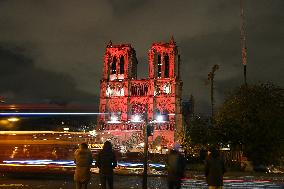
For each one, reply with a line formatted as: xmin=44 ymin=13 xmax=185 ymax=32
xmin=240 ymin=0 xmax=248 ymax=85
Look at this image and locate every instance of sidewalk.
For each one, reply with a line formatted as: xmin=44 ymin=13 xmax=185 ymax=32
xmin=1 ymin=173 xmax=283 ymax=189
xmin=185 ymin=170 xmax=284 ymax=183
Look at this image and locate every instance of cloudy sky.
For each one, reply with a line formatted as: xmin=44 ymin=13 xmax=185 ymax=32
xmin=0 ymin=0 xmax=283 ymax=114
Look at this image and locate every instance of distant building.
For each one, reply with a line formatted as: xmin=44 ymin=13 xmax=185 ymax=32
xmin=97 ymin=38 xmax=183 ymax=146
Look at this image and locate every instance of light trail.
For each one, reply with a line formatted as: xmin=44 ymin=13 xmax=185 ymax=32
xmin=0 ymin=112 xmax=107 ymax=116
xmin=2 ymin=160 xmax=165 ymax=168
xmin=0 ymin=131 xmax=89 ymax=134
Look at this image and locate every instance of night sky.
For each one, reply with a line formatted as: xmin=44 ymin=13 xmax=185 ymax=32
xmin=0 ymin=0 xmax=283 ymax=115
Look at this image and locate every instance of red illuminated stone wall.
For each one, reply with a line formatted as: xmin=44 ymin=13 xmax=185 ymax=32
xmin=98 ymin=38 xmax=183 ymax=147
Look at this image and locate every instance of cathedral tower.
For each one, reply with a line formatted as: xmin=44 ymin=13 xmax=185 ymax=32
xmin=148 ymin=36 xmax=183 ymax=135
xmin=99 ymin=42 xmax=138 ymax=125
xmin=102 ymin=41 xmax=138 ymax=81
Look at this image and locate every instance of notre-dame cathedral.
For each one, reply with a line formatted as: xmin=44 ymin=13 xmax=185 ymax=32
xmin=97 ymin=37 xmax=183 ymax=147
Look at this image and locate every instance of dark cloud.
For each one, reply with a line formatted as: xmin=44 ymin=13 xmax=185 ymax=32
xmin=179 ymin=30 xmax=241 ymax=114
xmin=0 ymin=45 xmax=98 ymax=105
xmin=0 ymin=0 xmax=283 ymax=115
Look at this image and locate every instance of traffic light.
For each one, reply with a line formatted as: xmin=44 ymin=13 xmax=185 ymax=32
xmin=147 ymin=124 xmax=154 ymax=136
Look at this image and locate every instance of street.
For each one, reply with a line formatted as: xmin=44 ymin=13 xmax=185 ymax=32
xmin=1 ymin=175 xmax=283 ymax=189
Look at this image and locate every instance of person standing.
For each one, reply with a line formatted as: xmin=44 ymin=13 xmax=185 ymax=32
xmin=96 ymin=141 xmax=117 ymax=189
xmin=167 ymin=143 xmax=186 ymax=189
xmin=74 ymin=143 xmax=93 ymax=189
xmin=205 ymin=147 xmax=226 ymax=189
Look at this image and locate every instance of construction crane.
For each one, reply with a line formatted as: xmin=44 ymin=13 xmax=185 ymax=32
xmin=240 ymin=0 xmax=248 ymax=85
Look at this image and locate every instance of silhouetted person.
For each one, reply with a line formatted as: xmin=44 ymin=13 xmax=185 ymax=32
xmin=96 ymin=141 xmax=117 ymax=189
xmin=74 ymin=143 xmax=93 ymax=189
xmin=167 ymin=143 xmax=186 ymax=189
xmin=205 ymin=147 xmax=226 ymax=189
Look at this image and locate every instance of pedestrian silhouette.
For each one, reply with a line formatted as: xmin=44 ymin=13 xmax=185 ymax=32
xmin=167 ymin=143 xmax=186 ymax=189
xmin=96 ymin=141 xmax=117 ymax=189
xmin=74 ymin=143 xmax=93 ymax=189
xmin=205 ymin=147 xmax=226 ymax=189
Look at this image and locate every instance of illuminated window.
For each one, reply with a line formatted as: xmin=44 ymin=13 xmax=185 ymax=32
xmin=106 ymin=85 xmax=112 ymax=96
xmin=111 ymin=57 xmax=117 ymax=74
xmin=106 ymin=85 xmax=124 ymax=97
xmin=130 ymin=84 xmax=149 ymax=96
xmin=157 ymin=54 xmax=162 ymax=77
xmin=163 ymin=83 xmax=171 ymax=94
xmin=120 ymin=56 xmax=124 ymax=74
xmin=164 ymin=54 xmax=169 ymax=78
xmin=120 ymin=88 xmax=124 ymax=96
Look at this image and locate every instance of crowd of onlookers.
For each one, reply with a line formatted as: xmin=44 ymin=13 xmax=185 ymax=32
xmin=74 ymin=141 xmax=226 ymax=189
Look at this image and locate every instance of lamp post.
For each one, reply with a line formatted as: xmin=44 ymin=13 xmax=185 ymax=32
xmin=142 ymin=111 xmax=165 ymax=189
xmin=129 ymin=112 xmax=149 ymax=189
xmin=130 ymin=110 xmax=165 ymax=189
xmin=142 ymin=113 xmax=149 ymax=189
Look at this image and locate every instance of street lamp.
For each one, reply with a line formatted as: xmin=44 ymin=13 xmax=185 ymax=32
xmin=129 ymin=110 xmax=169 ymax=189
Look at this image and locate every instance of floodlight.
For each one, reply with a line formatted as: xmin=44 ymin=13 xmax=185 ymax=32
xmin=156 ymin=115 xmax=164 ymax=123
xmin=111 ymin=116 xmax=118 ymax=122
xmin=108 ymin=115 xmax=121 ymax=123
xmin=131 ymin=114 xmax=142 ymax=123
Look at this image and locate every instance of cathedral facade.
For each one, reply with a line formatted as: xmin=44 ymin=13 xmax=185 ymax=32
xmin=97 ymin=37 xmax=183 ymax=147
